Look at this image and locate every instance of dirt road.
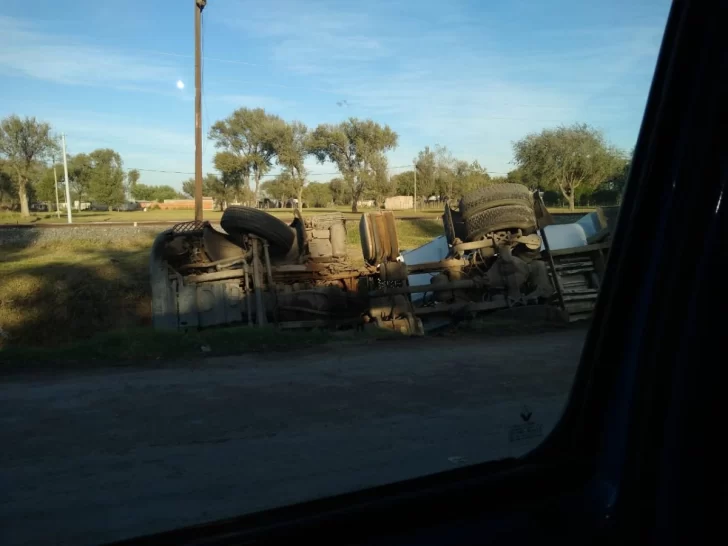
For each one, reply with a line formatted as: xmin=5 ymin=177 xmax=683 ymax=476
xmin=0 ymin=328 xmax=586 ymax=545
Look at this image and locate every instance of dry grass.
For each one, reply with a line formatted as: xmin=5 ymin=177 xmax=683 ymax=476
xmin=0 ymin=206 xmax=445 ymax=225
xmin=0 ymin=235 xmax=156 ymax=349
xmin=0 ymin=218 xmax=444 ymax=351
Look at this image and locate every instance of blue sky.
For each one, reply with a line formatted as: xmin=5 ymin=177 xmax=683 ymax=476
xmin=0 ymin=0 xmax=670 ymax=190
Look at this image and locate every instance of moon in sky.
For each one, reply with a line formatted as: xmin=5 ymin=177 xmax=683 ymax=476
xmin=176 ymin=80 xmax=185 ymax=90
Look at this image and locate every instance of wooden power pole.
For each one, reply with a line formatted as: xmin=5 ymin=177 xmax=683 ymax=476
xmin=194 ymin=0 xmax=207 ymax=222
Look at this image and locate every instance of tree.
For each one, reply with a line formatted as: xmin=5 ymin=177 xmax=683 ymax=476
xmin=328 ymin=177 xmax=351 ymax=205
xmin=131 ymin=184 xmax=181 ymax=202
xmin=309 ymin=118 xmax=398 ymax=212
xmin=0 ymin=160 xmax=17 ymax=209
xmin=604 ymin=152 xmax=632 ymax=195
xmin=66 ymin=153 xmax=93 ymax=209
xmin=209 ymin=108 xmax=283 ymax=206
xmin=36 ymin=162 xmax=64 ymax=206
xmin=211 ymin=150 xmax=256 ymax=209
xmin=231 ymin=184 xmax=255 ymax=206
xmin=182 ymin=178 xmax=200 ymax=199
xmin=363 ymin=155 xmax=393 ymax=206
xmin=126 ymin=169 xmax=140 ymax=198
xmin=392 ymin=170 xmax=415 ymax=196
xmin=454 ymin=160 xmax=491 ymax=197
xmin=271 ymin=120 xmax=309 ymax=210
xmin=261 ymin=172 xmax=297 ymax=203
xmin=213 ymin=150 xmax=249 ymax=204
xmin=433 ymin=145 xmax=456 ymax=198
xmin=183 ymin=174 xmax=236 ymax=210
xmin=0 ymin=115 xmax=56 ymax=216
xmin=505 ymin=167 xmax=532 ymax=187
xmin=414 ymin=146 xmax=437 ymax=199
xmin=302 ymin=182 xmax=332 ymax=208
xmin=512 ymin=123 xmax=624 ymax=211
xmin=88 ymin=148 xmax=125 ymax=210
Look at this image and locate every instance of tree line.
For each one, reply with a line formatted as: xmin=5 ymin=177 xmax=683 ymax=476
xmin=1 ymin=111 xmax=630 ymax=217
xmin=203 ymin=109 xmax=397 ymax=212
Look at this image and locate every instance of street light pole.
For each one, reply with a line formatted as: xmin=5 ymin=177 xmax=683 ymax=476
xmin=194 ymin=0 xmax=206 ymax=222
xmin=413 ymin=163 xmax=417 ymax=212
xmin=61 ymin=134 xmax=72 ymax=224
xmin=52 ymin=158 xmax=61 ymax=219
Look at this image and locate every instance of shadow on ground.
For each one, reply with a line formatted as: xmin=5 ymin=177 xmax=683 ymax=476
xmin=0 ymin=232 xmax=153 ymax=349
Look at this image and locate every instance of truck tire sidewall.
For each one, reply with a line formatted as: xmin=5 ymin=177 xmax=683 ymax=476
xmin=220 ymin=206 xmax=295 ymax=251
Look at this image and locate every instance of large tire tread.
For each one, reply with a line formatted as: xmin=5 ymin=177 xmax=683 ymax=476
xmin=464 ymin=204 xmax=537 ymax=241
xmin=460 ymin=183 xmax=533 ymax=218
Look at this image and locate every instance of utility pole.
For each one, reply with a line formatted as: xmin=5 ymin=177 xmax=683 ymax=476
xmin=413 ymin=163 xmax=417 ymax=212
xmin=52 ymin=157 xmax=61 ymax=219
xmin=194 ymin=0 xmax=206 ymax=222
xmin=61 ymin=134 xmax=72 ymax=224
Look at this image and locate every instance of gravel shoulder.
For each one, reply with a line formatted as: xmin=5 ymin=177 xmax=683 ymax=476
xmin=0 ymin=328 xmax=587 ymax=545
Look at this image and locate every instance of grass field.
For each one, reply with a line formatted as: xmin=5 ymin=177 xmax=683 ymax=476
xmin=0 ymin=206 xmax=445 ymax=225
xmin=0 ymin=218 xmax=442 ymax=351
xmin=0 ymin=204 xmax=595 ymax=225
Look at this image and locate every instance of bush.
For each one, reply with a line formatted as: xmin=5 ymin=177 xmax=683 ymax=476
xmin=150 ymin=204 xmax=161 ymax=210
xmin=541 ymin=190 xmax=563 ymax=206
xmin=588 ymin=189 xmax=620 ymax=206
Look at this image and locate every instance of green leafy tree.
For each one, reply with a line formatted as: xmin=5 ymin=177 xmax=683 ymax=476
xmin=131 ymin=183 xmax=154 ymax=201
xmin=88 ymin=148 xmax=125 ymax=210
xmin=271 ymin=120 xmax=309 ymax=210
xmin=309 ymin=118 xmax=398 ymax=212
xmin=604 ymin=152 xmax=632 ymax=197
xmin=302 ymin=182 xmax=332 ymax=208
xmin=231 ymin=184 xmax=256 ymax=206
xmin=65 ymin=153 xmax=93 ymax=210
xmin=36 ymin=162 xmax=64 ymax=206
xmin=414 ymin=146 xmax=437 ymax=199
xmin=153 ymin=185 xmax=181 ymax=201
xmin=505 ymin=167 xmax=532 ymax=187
xmin=182 ymin=178 xmax=201 ymax=199
xmin=183 ymin=174 xmax=236 ymax=210
xmin=433 ymin=145 xmax=456 ymax=198
xmin=454 ymin=160 xmax=491 ymax=197
xmin=261 ymin=172 xmax=297 ymax=203
xmin=209 ymin=108 xmax=283 ymax=206
xmin=392 ymin=170 xmax=415 ymax=196
xmin=131 ymin=184 xmax=181 ymax=202
xmin=126 ymin=169 xmax=140 ymax=198
xmin=328 ymin=177 xmax=351 ymax=205
xmin=363 ymin=155 xmax=393 ymax=206
xmin=212 ymin=150 xmax=253 ymax=209
xmin=0 ymin=160 xmax=18 ymax=208
xmin=0 ymin=115 xmax=57 ymax=216
xmin=512 ymin=123 xmax=624 ymax=211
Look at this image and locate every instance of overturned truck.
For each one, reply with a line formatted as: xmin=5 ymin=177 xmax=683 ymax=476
xmin=150 ymin=184 xmax=611 ymax=334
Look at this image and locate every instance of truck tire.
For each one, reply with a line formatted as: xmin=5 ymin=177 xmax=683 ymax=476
xmin=460 ymin=183 xmax=533 ymax=218
xmin=221 ymin=206 xmax=295 ymax=251
xmin=464 ymin=204 xmax=537 ymax=241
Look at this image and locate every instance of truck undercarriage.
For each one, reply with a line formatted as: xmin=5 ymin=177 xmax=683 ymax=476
xmin=150 ymin=185 xmax=612 ymax=334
